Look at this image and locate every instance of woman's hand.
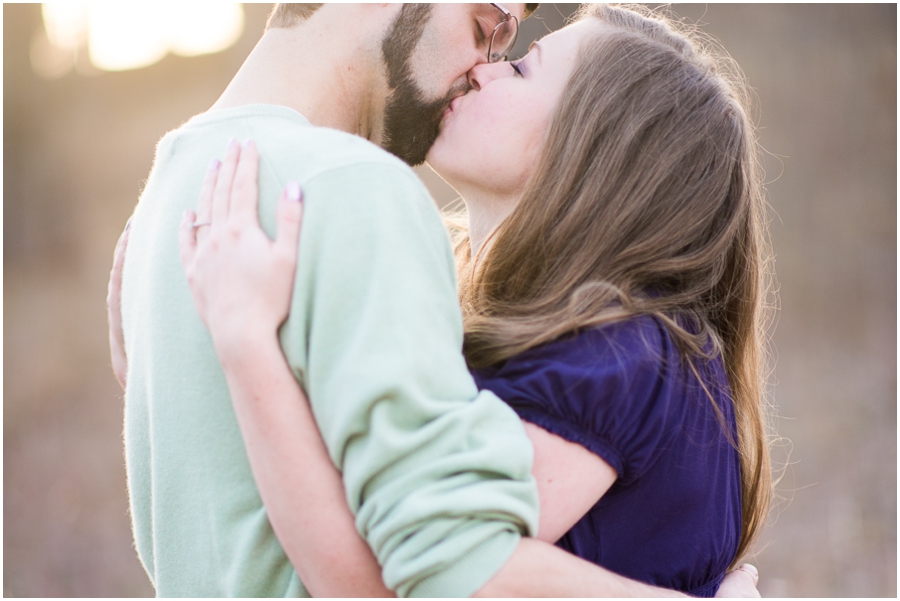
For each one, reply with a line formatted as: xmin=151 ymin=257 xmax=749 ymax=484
xmin=107 ymin=219 xmax=131 ymax=390
xmin=178 ymin=139 xmax=303 ymax=354
xmin=715 ymin=564 xmax=761 ymax=598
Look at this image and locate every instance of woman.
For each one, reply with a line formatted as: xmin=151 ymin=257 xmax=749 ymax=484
xmin=177 ymin=4 xmax=772 ymax=597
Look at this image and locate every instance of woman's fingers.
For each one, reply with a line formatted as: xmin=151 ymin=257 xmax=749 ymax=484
xmin=179 ymin=209 xmax=198 ymax=271
xmin=211 ymin=138 xmax=241 ymax=225
xmin=195 ymin=157 xmax=221 ymax=240
xmin=275 ymin=181 xmax=304 ymax=261
xmin=716 ymin=563 xmax=761 ymax=598
xmin=737 ymin=564 xmax=759 ymax=586
xmin=108 ymin=219 xmax=132 ymax=390
xmin=231 ymin=140 xmax=260 ymax=224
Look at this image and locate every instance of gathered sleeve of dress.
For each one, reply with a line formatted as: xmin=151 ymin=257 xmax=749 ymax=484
xmin=472 ymin=316 xmax=690 ymax=486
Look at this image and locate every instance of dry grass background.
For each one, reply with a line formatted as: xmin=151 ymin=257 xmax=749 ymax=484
xmin=4 ymin=4 xmax=896 ymax=597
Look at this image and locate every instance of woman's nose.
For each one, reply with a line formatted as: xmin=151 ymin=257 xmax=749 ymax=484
xmin=466 ymin=61 xmax=512 ymax=92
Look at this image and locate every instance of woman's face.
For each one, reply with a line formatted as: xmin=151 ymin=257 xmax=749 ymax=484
xmin=426 ymin=19 xmax=600 ymax=198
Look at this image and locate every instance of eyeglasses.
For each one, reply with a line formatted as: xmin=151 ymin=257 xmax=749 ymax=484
xmin=487 ymin=3 xmax=519 ymax=63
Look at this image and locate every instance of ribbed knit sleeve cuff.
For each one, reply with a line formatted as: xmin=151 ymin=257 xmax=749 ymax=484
xmin=405 ymin=529 xmax=521 ymax=598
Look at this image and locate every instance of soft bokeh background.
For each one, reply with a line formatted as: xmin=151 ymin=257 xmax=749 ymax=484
xmin=4 ymin=3 xmax=896 ymax=597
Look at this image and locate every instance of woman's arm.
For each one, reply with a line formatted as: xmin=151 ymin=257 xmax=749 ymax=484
xmin=214 ymin=329 xmax=392 ymax=597
xmin=523 ymin=421 xmax=618 ymax=542
xmin=215 ymin=334 xmax=756 ymax=598
xmin=178 ymin=139 xmax=391 ymax=597
xmin=210 ymin=323 xmax=679 ymax=598
xmin=206 ymin=321 xmax=672 ymax=598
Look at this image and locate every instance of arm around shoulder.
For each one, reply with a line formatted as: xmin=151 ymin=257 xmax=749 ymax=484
xmin=475 ymin=537 xmax=687 ymax=598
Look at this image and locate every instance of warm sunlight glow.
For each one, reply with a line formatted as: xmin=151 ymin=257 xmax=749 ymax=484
xmin=36 ymin=2 xmax=244 ymax=75
xmin=41 ymin=4 xmax=89 ymax=50
xmin=167 ymin=3 xmax=245 ymax=57
xmin=87 ymin=2 xmax=169 ymax=72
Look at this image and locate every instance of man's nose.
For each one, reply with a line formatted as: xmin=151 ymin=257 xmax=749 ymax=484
xmin=466 ymin=61 xmax=508 ymax=92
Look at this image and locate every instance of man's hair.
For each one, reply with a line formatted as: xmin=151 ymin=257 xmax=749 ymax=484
xmin=266 ymin=4 xmax=323 ymax=30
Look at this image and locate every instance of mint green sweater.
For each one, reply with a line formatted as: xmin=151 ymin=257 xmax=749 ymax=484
xmin=121 ymin=105 xmax=539 ymax=597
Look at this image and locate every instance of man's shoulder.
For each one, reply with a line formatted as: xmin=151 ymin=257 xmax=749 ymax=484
xmin=171 ymin=104 xmax=415 ymax=182
xmin=263 ymin=126 xmax=419 ymax=191
xmin=269 ymin=128 xmax=413 ymax=182
xmin=151 ymin=103 xmax=435 ymax=223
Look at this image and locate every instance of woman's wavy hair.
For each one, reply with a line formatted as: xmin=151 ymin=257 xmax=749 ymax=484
xmin=453 ymin=4 xmax=775 ymax=564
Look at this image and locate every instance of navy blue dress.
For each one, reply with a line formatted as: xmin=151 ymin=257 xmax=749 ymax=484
xmin=471 ymin=315 xmax=742 ymax=596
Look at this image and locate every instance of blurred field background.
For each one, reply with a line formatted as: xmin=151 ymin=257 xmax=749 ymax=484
xmin=3 ymin=3 xmax=896 ymax=597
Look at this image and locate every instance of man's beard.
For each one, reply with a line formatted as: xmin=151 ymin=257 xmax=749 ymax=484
xmin=381 ymin=5 xmax=467 ymax=166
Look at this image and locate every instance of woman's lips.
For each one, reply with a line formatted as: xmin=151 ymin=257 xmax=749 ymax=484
xmin=442 ymin=96 xmax=462 ymax=122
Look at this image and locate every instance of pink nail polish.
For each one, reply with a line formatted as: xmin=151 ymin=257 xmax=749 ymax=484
xmin=286 ymin=181 xmax=302 ymax=202
xmin=208 ymin=159 xmax=221 ymax=171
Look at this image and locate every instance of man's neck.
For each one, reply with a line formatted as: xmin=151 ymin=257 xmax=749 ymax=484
xmin=211 ymin=24 xmax=388 ymax=145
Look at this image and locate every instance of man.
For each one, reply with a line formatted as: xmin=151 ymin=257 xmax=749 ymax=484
xmin=112 ymin=4 xmax=760 ymax=597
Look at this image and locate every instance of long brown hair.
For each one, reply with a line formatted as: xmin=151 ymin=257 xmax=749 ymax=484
xmin=454 ymin=4 xmax=774 ymax=564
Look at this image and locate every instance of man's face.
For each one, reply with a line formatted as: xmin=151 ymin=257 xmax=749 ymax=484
xmin=381 ymin=4 xmax=526 ymax=166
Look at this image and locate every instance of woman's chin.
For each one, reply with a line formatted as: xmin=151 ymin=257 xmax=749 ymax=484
xmin=423 ymin=144 xmax=448 ymax=176
xmin=425 ymin=135 xmax=478 ymax=195
xmin=422 ymin=158 xmax=452 ymax=183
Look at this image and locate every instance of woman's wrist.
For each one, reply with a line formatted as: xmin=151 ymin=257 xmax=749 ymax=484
xmin=212 ymin=325 xmax=282 ymax=373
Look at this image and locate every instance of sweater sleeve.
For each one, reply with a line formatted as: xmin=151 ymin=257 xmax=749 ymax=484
xmin=272 ymin=162 xmax=539 ymax=597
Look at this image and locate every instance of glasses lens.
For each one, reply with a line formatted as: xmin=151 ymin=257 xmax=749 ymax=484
xmin=488 ymin=18 xmax=518 ymax=62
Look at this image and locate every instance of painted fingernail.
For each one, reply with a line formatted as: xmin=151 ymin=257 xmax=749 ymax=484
xmin=241 ymin=138 xmax=253 ymax=149
xmin=208 ymin=159 xmax=221 ymax=171
xmin=286 ymin=181 xmax=302 ymax=202
xmin=227 ymin=138 xmax=239 ymax=151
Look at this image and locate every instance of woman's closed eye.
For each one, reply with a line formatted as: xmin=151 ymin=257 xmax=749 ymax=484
xmin=511 ymin=60 xmax=524 ymax=76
